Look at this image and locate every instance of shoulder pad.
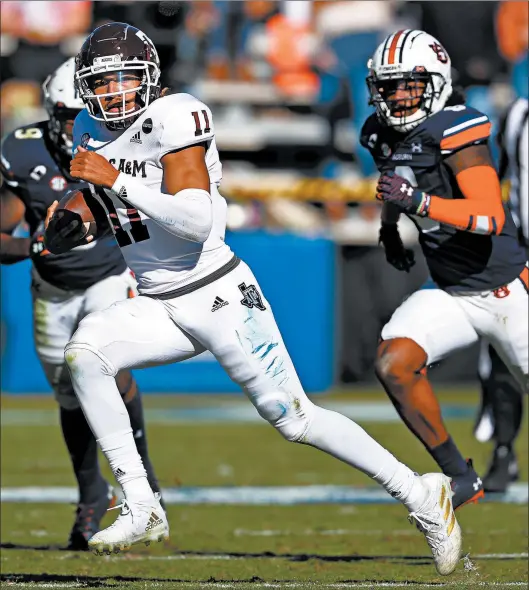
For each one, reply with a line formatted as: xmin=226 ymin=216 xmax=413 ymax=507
xmin=1 ymin=122 xmax=48 ymax=186
xmin=153 ymin=94 xmax=215 ymax=159
xmin=422 ymin=106 xmax=491 ymax=155
xmin=72 ymin=110 xmax=92 ymax=153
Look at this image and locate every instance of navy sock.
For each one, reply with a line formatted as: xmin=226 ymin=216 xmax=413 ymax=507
xmin=430 ymin=436 xmax=468 ymax=477
xmin=60 ymin=406 xmax=106 ymax=504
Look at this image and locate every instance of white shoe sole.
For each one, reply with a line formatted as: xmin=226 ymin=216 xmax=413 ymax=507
xmin=88 ymin=527 xmax=169 ymax=556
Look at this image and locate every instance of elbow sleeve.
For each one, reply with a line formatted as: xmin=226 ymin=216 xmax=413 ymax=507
xmin=175 ymin=188 xmax=212 ymax=243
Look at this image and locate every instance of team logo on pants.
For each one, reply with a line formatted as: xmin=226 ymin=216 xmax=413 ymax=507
xmin=239 ymin=283 xmax=266 ymax=311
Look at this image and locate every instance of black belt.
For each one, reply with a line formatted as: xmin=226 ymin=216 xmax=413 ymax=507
xmin=141 ymin=255 xmax=241 ymax=300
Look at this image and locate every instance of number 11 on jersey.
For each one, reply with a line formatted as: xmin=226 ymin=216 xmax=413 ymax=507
xmin=95 ymin=187 xmax=150 ymax=247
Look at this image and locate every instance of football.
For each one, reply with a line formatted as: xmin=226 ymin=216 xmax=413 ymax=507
xmin=44 ymin=188 xmax=99 ymax=254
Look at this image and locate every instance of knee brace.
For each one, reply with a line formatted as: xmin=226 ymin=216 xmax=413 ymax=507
xmin=253 ymin=391 xmax=315 ymax=442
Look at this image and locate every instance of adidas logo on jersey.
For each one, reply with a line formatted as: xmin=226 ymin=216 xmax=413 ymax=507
xmin=145 ymin=511 xmax=163 ymax=532
xmin=130 ymin=131 xmax=142 ymax=144
xmin=211 ymin=296 xmax=228 ymax=312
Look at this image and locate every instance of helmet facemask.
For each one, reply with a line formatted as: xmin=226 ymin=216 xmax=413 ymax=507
xmin=42 ymin=58 xmax=84 ymax=157
xmin=48 ymin=106 xmax=82 ymax=157
xmin=75 ymin=60 xmax=160 ymax=130
xmin=367 ymin=67 xmax=449 ymax=133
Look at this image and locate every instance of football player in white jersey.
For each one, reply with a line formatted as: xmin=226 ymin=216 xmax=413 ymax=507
xmin=44 ymin=23 xmax=462 ymax=575
xmin=1 ymin=58 xmax=161 ymax=550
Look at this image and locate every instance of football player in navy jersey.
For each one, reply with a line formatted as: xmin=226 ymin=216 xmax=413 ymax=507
xmin=0 ymin=58 xmax=161 ymax=550
xmin=360 ymin=30 xmax=528 ymax=510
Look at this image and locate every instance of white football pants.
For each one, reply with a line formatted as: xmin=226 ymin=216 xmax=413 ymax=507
xmin=382 ymin=264 xmax=529 ymax=393
xmin=64 ymin=258 xmax=427 ymax=511
xmin=32 ymin=268 xmax=137 ymax=409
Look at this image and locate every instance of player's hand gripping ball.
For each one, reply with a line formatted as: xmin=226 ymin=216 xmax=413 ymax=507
xmin=70 ymin=146 xmax=119 ymax=188
xmin=44 ymin=188 xmax=98 ymax=254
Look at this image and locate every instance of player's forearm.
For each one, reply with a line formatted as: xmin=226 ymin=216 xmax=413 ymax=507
xmin=0 ymin=233 xmax=30 ymax=264
xmin=110 ymin=173 xmax=212 ymax=243
xmin=427 ymin=166 xmax=505 ymax=235
xmin=428 ymin=197 xmax=505 ymax=235
xmin=381 ymin=202 xmax=401 ymax=225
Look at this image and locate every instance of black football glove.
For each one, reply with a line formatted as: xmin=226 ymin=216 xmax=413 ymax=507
xmin=379 ymin=223 xmax=416 ymax=272
xmin=44 ymin=209 xmax=88 ymax=255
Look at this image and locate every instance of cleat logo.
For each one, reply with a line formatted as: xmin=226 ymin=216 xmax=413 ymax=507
xmin=439 ymin=485 xmax=446 ymax=509
xmin=473 ymin=477 xmax=482 ymax=491
xmin=439 ymin=485 xmax=455 ymax=536
xmin=447 ymin=511 xmax=456 ymax=536
xmin=145 ymin=511 xmax=163 ymax=532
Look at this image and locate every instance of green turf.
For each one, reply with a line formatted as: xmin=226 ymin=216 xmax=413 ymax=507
xmin=1 ymin=390 xmax=527 ymax=589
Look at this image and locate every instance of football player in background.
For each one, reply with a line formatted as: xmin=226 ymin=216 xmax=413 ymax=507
xmin=362 ymin=30 xmax=528 ymax=510
xmin=44 ymin=23 xmax=463 ymax=575
xmin=0 ymin=58 xmax=161 ymax=550
xmin=473 ymin=96 xmax=528 ymax=492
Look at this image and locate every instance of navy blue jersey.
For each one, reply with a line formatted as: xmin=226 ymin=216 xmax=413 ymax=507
xmin=1 ymin=121 xmax=126 ymax=290
xmin=361 ymin=106 xmax=527 ymax=292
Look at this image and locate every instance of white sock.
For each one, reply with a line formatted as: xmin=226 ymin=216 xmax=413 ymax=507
xmin=373 ymin=461 xmax=428 ymax=513
xmin=65 ymin=346 xmax=153 ymax=503
xmin=98 ymin=430 xmax=154 ymax=504
xmin=305 ymin=405 xmax=427 ymax=511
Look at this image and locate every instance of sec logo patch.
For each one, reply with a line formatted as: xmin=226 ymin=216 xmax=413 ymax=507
xmin=49 ymin=175 xmax=67 ymax=191
xmin=142 ymin=118 xmax=153 ymax=134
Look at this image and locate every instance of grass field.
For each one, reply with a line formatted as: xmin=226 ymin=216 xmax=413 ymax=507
xmin=1 ymin=387 xmax=527 ymax=589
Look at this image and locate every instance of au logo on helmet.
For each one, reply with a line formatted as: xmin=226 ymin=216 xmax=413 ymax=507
xmin=429 ymin=43 xmax=448 ymax=64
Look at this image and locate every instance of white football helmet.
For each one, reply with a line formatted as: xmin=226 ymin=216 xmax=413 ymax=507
xmin=42 ymin=58 xmax=85 ymax=156
xmin=367 ymin=30 xmax=453 ymax=133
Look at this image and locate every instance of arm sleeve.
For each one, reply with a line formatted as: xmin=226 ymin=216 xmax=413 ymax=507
xmin=111 ymin=173 xmax=212 ymax=243
xmin=427 ymin=165 xmax=505 ymax=235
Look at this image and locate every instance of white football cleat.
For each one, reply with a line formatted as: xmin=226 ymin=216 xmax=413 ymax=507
xmin=88 ymin=493 xmax=169 ymax=556
xmin=409 ymin=473 xmax=462 ymax=575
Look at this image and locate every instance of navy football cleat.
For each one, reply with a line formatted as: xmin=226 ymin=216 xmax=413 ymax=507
xmin=450 ymin=459 xmax=485 ymax=510
xmin=483 ymin=446 xmax=519 ymax=493
xmin=67 ymin=482 xmax=116 ymax=551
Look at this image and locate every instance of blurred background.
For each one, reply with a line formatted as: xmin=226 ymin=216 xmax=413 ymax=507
xmin=1 ymin=0 xmax=528 ymax=393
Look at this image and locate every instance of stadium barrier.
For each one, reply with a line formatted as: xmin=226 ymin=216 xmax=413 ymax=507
xmin=1 ymin=230 xmax=336 ymax=394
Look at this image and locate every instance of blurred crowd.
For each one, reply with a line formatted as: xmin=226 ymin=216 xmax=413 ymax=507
xmin=1 ymin=0 xmax=528 ymax=241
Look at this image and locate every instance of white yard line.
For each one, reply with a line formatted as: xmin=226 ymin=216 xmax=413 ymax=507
xmin=9 ymin=583 xmax=528 ymax=589
xmin=96 ymin=552 xmax=528 ymax=562
xmin=2 ymin=484 xmax=527 ymax=505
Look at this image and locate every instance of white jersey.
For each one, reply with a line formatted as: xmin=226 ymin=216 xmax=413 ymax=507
xmin=72 ymin=93 xmax=233 ymax=295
